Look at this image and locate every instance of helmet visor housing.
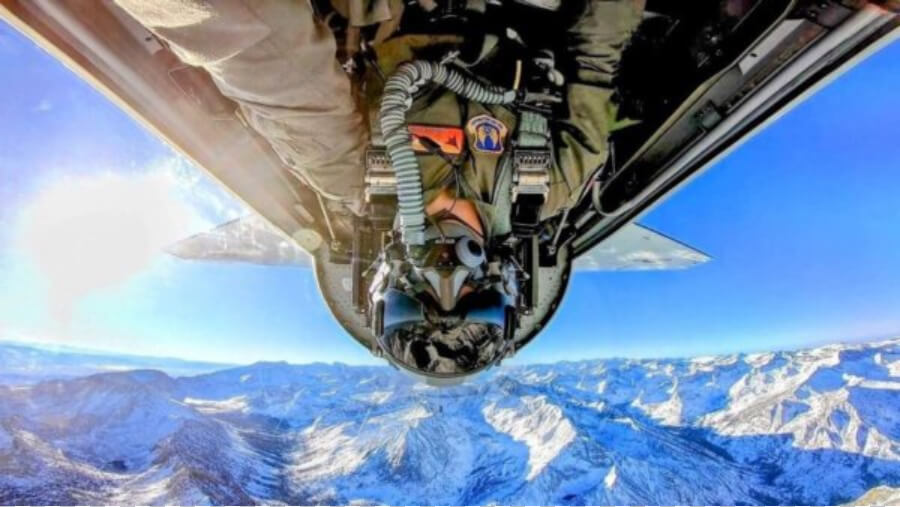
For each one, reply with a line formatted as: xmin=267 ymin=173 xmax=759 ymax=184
xmin=371 ymin=214 xmax=517 ymax=379
xmin=377 ymin=289 xmax=511 ymax=378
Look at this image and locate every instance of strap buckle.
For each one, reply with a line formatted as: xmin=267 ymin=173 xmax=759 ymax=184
xmin=511 ymin=149 xmax=551 ymax=203
xmin=511 ymin=148 xmax=550 ymax=235
xmin=364 ymin=148 xmax=397 ymax=202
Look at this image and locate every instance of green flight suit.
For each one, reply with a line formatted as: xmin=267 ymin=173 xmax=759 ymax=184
xmin=366 ymin=0 xmax=645 ymax=235
xmin=117 ymin=0 xmax=644 ymax=227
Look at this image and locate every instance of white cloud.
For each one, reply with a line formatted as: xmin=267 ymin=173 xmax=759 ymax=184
xmin=32 ymin=99 xmax=53 ymax=113
xmin=13 ymin=158 xmax=220 ymax=323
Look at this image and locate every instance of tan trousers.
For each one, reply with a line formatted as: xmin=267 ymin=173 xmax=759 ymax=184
xmin=114 ymin=0 xmax=367 ymax=210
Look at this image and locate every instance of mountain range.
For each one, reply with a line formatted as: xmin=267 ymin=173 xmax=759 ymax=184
xmin=0 ymin=340 xmax=231 ymax=384
xmin=1 ymin=338 xmax=900 ymax=504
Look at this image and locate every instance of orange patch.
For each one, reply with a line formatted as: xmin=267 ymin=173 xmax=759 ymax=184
xmin=408 ymin=125 xmax=465 ymax=155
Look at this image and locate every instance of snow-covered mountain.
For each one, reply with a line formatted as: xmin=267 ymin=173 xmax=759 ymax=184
xmin=2 ymin=339 xmax=900 ymax=505
xmin=0 ymin=341 xmax=231 ymax=384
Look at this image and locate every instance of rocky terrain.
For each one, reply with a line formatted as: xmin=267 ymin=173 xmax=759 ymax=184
xmin=1 ymin=339 xmax=899 ymax=504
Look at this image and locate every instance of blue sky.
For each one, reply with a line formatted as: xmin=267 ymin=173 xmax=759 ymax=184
xmin=0 ymin=21 xmax=898 ymax=365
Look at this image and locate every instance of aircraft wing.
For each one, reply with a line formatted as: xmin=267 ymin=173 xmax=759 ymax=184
xmin=165 ymin=215 xmax=312 ymax=267
xmin=573 ymin=223 xmax=710 ymax=271
xmin=168 ymin=216 xmax=705 ymax=272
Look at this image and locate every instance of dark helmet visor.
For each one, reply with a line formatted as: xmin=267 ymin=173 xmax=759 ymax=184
xmin=377 ymin=288 xmax=512 ymax=378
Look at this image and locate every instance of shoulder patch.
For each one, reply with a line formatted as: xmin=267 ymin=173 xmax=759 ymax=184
xmin=467 ymin=115 xmax=508 ymax=154
xmin=409 ymin=125 xmax=464 ymax=155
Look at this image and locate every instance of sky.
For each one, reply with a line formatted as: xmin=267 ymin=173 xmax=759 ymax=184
xmin=0 ymin=21 xmax=898 ymax=365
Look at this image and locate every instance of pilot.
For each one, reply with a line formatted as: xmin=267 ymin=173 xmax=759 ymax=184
xmin=115 ymin=0 xmax=645 ymax=379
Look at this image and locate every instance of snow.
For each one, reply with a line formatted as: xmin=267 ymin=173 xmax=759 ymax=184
xmin=611 ymin=417 xmax=640 ymax=431
xmin=689 ymin=354 xmax=738 ymax=375
xmin=847 ymin=485 xmax=900 ymax=505
xmin=3 ymin=338 xmax=900 ymax=504
xmin=483 ymin=395 xmax=576 ymax=480
xmin=632 ymin=380 xmax=683 ymax=426
xmin=886 ymin=359 xmax=900 ymax=378
xmin=604 ymin=465 xmax=617 ymax=489
xmin=292 ymin=422 xmax=370 ymax=479
xmin=744 ymin=352 xmax=775 ymax=368
xmin=183 ymin=396 xmax=248 ymax=414
xmin=373 ymin=404 xmax=430 ymax=425
xmin=0 ymin=425 xmax=11 ymax=450
xmin=352 ymin=390 xmax=392 ymax=404
xmin=843 ymin=374 xmax=900 ymax=390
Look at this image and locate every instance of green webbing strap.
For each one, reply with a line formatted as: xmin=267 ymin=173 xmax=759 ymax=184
xmin=516 ymin=110 xmax=551 ymax=148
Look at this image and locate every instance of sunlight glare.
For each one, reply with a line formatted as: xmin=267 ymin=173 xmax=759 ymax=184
xmin=16 ymin=169 xmax=205 ymax=320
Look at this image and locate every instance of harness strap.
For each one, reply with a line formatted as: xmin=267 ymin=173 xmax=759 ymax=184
xmin=511 ymin=110 xmax=551 ymax=235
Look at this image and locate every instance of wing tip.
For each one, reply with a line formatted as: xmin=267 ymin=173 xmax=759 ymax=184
xmin=574 ymin=222 xmax=711 ymax=272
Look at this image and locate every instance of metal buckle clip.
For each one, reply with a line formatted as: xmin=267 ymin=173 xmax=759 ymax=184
xmin=364 ymin=148 xmax=397 ymax=202
xmin=511 ymin=149 xmax=551 ymax=203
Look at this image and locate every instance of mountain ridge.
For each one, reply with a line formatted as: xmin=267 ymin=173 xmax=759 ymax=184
xmin=1 ymin=338 xmax=900 ymax=504
xmin=0 ymin=340 xmax=233 ymax=384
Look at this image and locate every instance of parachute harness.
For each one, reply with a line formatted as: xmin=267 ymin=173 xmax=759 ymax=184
xmin=378 ymin=61 xmax=517 ymax=249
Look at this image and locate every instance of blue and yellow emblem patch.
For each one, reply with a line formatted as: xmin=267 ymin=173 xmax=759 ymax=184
xmin=466 ymin=115 xmax=508 ymax=154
